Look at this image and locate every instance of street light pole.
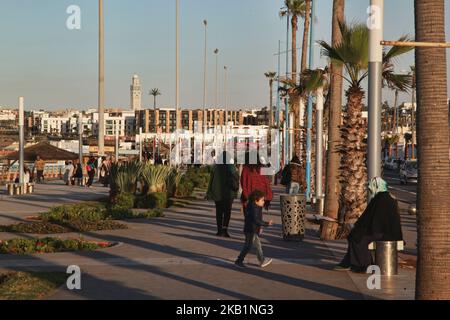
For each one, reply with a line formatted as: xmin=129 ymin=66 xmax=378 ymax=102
xmin=284 ymin=8 xmax=290 ymax=167
xmin=78 ymin=114 xmax=83 ymax=165
xmin=276 ymin=40 xmax=282 ymax=166
xmin=18 ymin=97 xmax=25 ymax=188
xmin=202 ymin=20 xmax=208 ymax=164
xmin=368 ymin=0 xmax=384 ymax=182
xmin=315 ymin=86 xmax=324 ymax=215
xmin=98 ymin=0 xmax=105 ymax=157
xmin=224 ymin=66 xmax=228 ymax=151
xmin=306 ymin=0 xmax=316 ymax=202
xmin=175 ymin=0 xmax=181 ymax=165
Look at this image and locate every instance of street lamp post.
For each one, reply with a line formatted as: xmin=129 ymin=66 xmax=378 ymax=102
xmin=315 ymin=86 xmax=324 ymax=215
xmin=78 ymin=115 xmax=83 ymax=175
xmin=175 ymin=0 xmax=180 ymax=166
xmin=368 ymin=0 xmax=384 ymax=182
xmin=98 ymin=0 xmax=105 ymax=157
xmin=284 ymin=8 xmax=290 ymax=167
xmin=18 ymin=97 xmax=25 ymax=189
xmin=306 ymin=0 xmax=315 ymax=202
xmin=202 ymin=20 xmax=208 ymax=164
xmin=224 ymin=66 xmax=228 ymax=151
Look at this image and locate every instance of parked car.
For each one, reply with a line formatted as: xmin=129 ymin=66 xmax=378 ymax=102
xmin=384 ymin=158 xmax=398 ymax=170
xmin=400 ymin=160 xmax=418 ymax=185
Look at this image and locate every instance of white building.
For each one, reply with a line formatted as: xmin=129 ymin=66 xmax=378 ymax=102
xmin=91 ymin=109 xmax=136 ymax=138
xmin=0 ymin=109 xmax=16 ymax=121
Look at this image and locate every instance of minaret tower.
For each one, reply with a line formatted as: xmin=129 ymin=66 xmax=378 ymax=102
xmin=130 ymin=74 xmax=142 ymax=111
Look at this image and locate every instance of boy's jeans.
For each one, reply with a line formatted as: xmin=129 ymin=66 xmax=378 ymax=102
xmin=237 ymin=233 xmax=264 ymax=264
xmin=286 ymin=182 xmax=300 ymax=194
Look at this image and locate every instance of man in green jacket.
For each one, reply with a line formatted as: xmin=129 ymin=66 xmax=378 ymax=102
xmin=207 ymin=151 xmax=239 ymax=238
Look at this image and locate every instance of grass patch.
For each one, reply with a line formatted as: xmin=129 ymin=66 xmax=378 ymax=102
xmin=0 ymin=238 xmax=113 ymax=255
xmin=0 ymin=272 xmax=67 ymax=300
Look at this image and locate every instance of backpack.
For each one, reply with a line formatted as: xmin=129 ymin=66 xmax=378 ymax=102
xmin=280 ymin=165 xmax=291 ymax=186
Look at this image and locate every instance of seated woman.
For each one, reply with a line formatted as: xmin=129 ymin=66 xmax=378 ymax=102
xmin=335 ymin=177 xmax=403 ymax=273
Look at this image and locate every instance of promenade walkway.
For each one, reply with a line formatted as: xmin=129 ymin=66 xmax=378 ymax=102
xmin=0 ymin=181 xmax=416 ymax=300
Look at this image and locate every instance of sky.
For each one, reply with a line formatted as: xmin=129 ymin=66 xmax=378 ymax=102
xmin=0 ymin=0 xmax=449 ymax=111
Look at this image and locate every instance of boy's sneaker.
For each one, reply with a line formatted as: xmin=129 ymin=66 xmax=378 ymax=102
xmin=334 ymin=264 xmax=351 ymax=271
xmin=235 ymin=260 xmax=246 ymax=268
xmin=260 ymin=258 xmax=273 ymax=268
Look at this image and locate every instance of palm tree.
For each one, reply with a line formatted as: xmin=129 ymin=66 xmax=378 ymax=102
xmin=265 ymin=72 xmax=277 ymax=127
xmin=280 ymin=0 xmax=306 ymax=159
xmin=150 ymin=88 xmax=162 ymax=110
xmin=319 ymin=21 xmax=412 ymax=227
xmin=415 ymin=0 xmax=450 ymax=300
xmin=301 ymin=0 xmax=312 ymax=72
xmin=280 ymin=0 xmax=306 ymax=81
xmin=321 ymin=0 xmax=345 ymax=240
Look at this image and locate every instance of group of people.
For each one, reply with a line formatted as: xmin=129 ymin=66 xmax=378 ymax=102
xmin=62 ymin=156 xmax=112 ymax=188
xmin=206 ymin=151 xmax=403 ymax=273
xmin=206 ymin=152 xmax=274 ymax=269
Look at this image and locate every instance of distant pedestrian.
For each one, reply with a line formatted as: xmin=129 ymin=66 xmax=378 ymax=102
xmin=281 ymin=156 xmax=306 ymax=194
xmin=206 ymin=151 xmax=239 ymax=238
xmin=99 ymin=156 xmax=111 ymax=187
xmin=74 ymin=162 xmax=83 ymax=186
xmin=63 ymin=161 xmax=74 ymax=186
xmin=34 ymin=156 xmax=46 ymax=183
xmin=235 ymin=190 xmax=274 ymax=268
xmin=86 ymin=157 xmax=96 ymax=188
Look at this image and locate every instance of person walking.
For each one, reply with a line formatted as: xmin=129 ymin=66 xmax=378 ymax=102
xmin=235 ymin=190 xmax=274 ymax=268
xmin=281 ymin=156 xmax=306 ymax=194
xmin=34 ymin=156 xmax=45 ymax=184
xmin=99 ymin=156 xmax=111 ymax=187
xmin=240 ymin=160 xmax=273 ymax=213
xmin=86 ymin=157 xmax=97 ymax=188
xmin=63 ymin=161 xmax=74 ymax=186
xmin=74 ymin=162 xmax=83 ymax=186
xmin=206 ymin=151 xmax=239 ymax=238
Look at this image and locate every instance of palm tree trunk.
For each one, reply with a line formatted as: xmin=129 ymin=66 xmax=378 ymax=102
xmin=301 ymin=0 xmax=311 ymax=73
xmin=338 ymin=86 xmax=367 ymax=226
xmin=321 ymin=0 xmax=344 ymax=240
xmin=291 ymin=15 xmax=298 ymax=81
xmin=414 ymin=0 xmax=450 ymax=300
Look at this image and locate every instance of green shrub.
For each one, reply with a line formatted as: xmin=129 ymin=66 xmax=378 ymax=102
xmin=40 ymin=204 xmax=108 ymax=223
xmin=0 ymin=223 xmax=69 ymax=234
xmin=135 ymin=193 xmax=167 ymax=209
xmin=0 ymin=238 xmax=113 ymax=255
xmin=113 ymin=193 xmax=135 ymax=209
xmin=184 ymin=166 xmax=210 ymax=189
xmin=175 ymin=178 xmax=195 ymax=198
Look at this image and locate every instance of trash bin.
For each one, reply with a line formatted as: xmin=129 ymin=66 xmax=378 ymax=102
xmin=280 ymin=194 xmax=306 ymax=241
xmin=375 ymin=241 xmax=398 ymax=276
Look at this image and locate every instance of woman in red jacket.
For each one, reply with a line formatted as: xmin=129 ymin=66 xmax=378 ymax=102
xmin=240 ymin=163 xmax=273 ymax=212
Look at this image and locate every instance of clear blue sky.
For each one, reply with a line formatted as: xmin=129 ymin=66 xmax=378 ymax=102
xmin=0 ymin=0 xmax=449 ymax=110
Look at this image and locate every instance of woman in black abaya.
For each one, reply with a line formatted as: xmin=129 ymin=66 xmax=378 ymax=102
xmin=335 ymin=177 xmax=403 ymax=273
